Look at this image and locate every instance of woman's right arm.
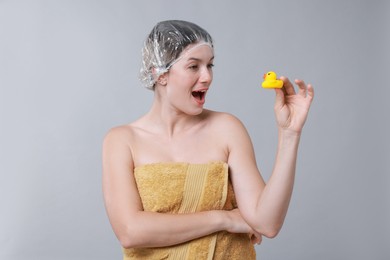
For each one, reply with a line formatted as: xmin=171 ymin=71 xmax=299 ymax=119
xmin=102 ymin=127 xmax=259 ymax=249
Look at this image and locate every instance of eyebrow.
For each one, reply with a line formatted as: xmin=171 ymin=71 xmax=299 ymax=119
xmin=187 ymin=56 xmax=215 ymax=62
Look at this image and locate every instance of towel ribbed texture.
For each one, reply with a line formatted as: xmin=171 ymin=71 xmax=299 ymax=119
xmin=123 ymin=161 xmax=256 ymax=260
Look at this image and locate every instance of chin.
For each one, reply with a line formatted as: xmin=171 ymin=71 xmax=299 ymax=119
xmin=187 ymin=107 xmax=204 ymax=116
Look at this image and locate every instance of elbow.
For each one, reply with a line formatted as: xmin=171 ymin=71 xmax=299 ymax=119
xmin=118 ymin=232 xmax=136 ymax=249
xmin=117 ymin=226 xmax=142 ymax=249
xmin=261 ymin=228 xmax=280 ymax=239
xmin=119 ymin=237 xmax=133 ymax=249
xmin=119 ymin=234 xmax=144 ymax=249
xmin=115 ymin=213 xmax=150 ymax=249
xmin=256 ymin=223 xmax=283 ymax=239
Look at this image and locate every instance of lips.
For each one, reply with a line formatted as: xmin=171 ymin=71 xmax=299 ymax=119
xmin=191 ymin=89 xmax=207 ymax=105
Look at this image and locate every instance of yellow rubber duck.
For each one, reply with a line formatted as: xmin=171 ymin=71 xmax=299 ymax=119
xmin=262 ymin=71 xmax=283 ymax=89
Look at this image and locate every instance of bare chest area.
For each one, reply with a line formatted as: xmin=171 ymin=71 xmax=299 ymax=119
xmin=132 ymin=131 xmax=228 ymax=167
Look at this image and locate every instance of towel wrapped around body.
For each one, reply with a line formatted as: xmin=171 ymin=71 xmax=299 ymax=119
xmin=123 ymin=161 xmax=256 ymax=260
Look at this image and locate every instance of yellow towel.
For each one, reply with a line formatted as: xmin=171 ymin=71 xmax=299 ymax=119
xmin=123 ymin=161 xmax=256 ymax=260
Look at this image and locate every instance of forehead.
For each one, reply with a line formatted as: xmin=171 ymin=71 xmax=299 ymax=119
xmin=179 ymin=43 xmax=214 ymax=61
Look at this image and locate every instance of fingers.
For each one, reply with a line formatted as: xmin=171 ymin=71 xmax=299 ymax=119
xmin=257 ymin=234 xmax=262 ymax=245
xmin=250 ymin=232 xmax=262 ymax=245
xmin=280 ymin=76 xmax=295 ymax=95
xmin=282 ymin=77 xmax=314 ymax=99
xmin=274 ymin=88 xmax=285 ymax=110
xmin=307 ymin=83 xmax=314 ymax=100
xmin=295 ymin=79 xmax=307 ymax=97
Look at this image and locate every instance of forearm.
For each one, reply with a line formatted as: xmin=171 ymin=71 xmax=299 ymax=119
xmin=254 ymin=130 xmax=300 ymax=236
xmin=120 ymin=210 xmax=225 ymax=248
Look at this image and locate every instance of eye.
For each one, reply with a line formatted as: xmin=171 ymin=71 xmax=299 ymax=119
xmin=189 ymin=65 xmax=199 ymax=70
xmin=207 ymin=63 xmax=214 ymax=69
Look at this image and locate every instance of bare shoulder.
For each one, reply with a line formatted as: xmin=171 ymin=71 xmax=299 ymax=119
xmin=202 ymin=110 xmax=250 ymax=151
xmin=102 ymin=124 xmax=137 ymax=173
xmin=102 ymin=124 xmax=142 ymax=164
xmin=205 ymin=110 xmax=247 ymax=132
xmin=103 ymin=124 xmax=135 ymax=147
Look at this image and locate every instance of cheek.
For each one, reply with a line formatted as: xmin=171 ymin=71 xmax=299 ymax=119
xmin=173 ymin=74 xmax=197 ymax=88
xmin=166 ymin=84 xmax=189 ymax=100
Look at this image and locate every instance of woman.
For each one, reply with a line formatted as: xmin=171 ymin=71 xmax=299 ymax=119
xmin=103 ymin=20 xmax=314 ymax=259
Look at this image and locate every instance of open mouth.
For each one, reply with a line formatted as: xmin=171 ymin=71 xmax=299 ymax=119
xmin=191 ymin=90 xmax=206 ymax=103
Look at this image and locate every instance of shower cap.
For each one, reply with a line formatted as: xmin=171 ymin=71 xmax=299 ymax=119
xmin=139 ymin=20 xmax=214 ymax=90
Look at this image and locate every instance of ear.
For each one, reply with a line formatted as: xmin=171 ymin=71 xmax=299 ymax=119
xmin=157 ymin=73 xmax=168 ymax=86
xmin=151 ymin=67 xmax=168 ymax=86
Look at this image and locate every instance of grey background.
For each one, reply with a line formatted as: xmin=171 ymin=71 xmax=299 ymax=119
xmin=0 ymin=0 xmax=389 ymax=259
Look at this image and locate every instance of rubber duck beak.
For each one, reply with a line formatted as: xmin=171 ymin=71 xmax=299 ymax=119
xmin=263 ymin=73 xmax=266 ymax=79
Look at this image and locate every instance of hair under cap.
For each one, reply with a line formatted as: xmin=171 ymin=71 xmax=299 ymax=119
xmin=139 ymin=20 xmax=213 ymax=90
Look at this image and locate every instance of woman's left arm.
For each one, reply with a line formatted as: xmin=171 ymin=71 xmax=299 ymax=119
xmin=227 ymin=77 xmax=314 ymax=238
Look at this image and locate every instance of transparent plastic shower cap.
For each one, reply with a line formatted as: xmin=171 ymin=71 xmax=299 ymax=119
xmin=139 ymin=20 xmax=214 ymax=90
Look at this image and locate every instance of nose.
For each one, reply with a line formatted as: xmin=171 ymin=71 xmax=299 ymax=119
xmin=199 ymin=66 xmax=213 ymax=84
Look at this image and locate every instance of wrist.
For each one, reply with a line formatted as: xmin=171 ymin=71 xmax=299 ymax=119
xmin=209 ymin=210 xmax=228 ymax=232
xmin=277 ymin=129 xmax=301 ymax=152
xmin=278 ymin=128 xmax=302 ymax=139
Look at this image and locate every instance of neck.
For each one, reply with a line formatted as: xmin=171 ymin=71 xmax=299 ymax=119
xmin=145 ymin=91 xmax=203 ymax=139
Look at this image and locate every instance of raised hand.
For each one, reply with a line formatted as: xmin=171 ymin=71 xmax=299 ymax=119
xmin=274 ymin=77 xmax=314 ymax=134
